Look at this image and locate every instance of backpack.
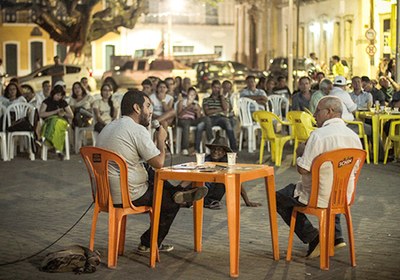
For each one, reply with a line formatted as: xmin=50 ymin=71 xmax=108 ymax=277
xmin=40 ymin=245 xmax=100 ymax=274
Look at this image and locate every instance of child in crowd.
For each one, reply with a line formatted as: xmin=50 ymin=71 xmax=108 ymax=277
xmin=204 ymin=136 xmax=262 ymax=209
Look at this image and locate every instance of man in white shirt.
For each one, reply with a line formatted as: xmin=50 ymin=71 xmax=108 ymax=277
xmin=276 ymin=96 xmax=362 ymax=259
xmin=97 ymin=90 xmax=208 ymax=252
xmin=329 ymin=75 xmax=357 ymax=121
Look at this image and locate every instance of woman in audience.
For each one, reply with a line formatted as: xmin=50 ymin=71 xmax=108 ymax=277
xmin=92 ymin=83 xmax=118 ymax=133
xmin=39 ymin=85 xmax=73 ymax=160
xmin=69 ymin=81 xmax=94 ymax=128
xmin=2 ymin=82 xmax=26 ymax=107
xmin=150 ymin=80 xmax=175 ymax=129
xmin=177 ymin=87 xmax=213 ymax=155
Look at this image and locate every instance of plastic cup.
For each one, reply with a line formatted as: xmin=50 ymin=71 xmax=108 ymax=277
xmin=227 ymin=152 xmax=237 ymax=166
xmin=196 ymin=153 xmax=205 ymax=165
xmin=393 ymin=107 xmax=399 ymax=112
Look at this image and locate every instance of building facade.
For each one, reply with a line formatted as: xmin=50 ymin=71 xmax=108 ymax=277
xmin=236 ymin=0 xmax=397 ymax=80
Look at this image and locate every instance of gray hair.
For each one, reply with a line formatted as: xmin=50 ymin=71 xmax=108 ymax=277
xmin=319 ymin=78 xmax=333 ymax=91
xmin=319 ymin=96 xmax=343 ymax=115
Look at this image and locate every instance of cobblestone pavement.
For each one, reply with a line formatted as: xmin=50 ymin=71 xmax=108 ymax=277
xmin=0 ymin=149 xmax=399 ymax=280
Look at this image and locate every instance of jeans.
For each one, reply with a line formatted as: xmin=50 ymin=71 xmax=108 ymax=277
xmin=131 ymin=166 xmax=181 ymax=247
xmin=276 ymin=183 xmax=343 ymax=244
xmin=178 ymin=116 xmax=213 ymax=152
xmin=210 ymin=116 xmax=237 ymax=151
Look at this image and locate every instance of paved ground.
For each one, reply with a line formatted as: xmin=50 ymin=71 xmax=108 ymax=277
xmin=0 ymin=147 xmax=399 ymax=279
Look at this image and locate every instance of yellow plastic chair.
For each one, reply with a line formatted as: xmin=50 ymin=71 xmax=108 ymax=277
xmin=343 ymin=120 xmax=370 ymax=164
xmin=383 ymin=120 xmax=400 ymax=164
xmin=287 ymin=111 xmax=316 ymax=166
xmin=253 ymin=111 xmax=292 ymax=166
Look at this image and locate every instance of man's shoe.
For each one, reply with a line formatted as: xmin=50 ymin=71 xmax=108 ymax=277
xmin=137 ymin=244 xmax=174 ymax=253
xmin=173 ymin=186 xmax=208 ymax=204
xmin=181 ymin=149 xmax=189 ymax=156
xmin=306 ymin=236 xmax=320 ymax=259
xmin=334 ymin=238 xmax=346 ymax=249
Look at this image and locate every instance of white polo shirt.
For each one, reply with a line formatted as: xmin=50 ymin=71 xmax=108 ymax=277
xmin=295 ymin=118 xmax=362 ymax=208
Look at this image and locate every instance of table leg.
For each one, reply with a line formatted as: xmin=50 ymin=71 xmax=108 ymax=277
xmin=193 ymin=182 xmax=204 ymax=252
xmin=224 ymin=175 xmax=241 ymax=278
xmin=265 ymin=175 xmax=280 ymax=260
xmin=150 ymin=176 xmax=164 ymax=268
xmin=372 ymin=114 xmax=379 ymax=164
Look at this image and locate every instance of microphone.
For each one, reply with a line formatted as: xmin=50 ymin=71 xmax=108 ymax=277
xmin=151 ymin=119 xmax=161 ymax=131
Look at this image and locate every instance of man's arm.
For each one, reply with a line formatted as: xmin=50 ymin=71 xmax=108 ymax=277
xmin=296 ymin=142 xmax=311 ymax=175
xmin=147 ymin=126 xmax=167 ymax=169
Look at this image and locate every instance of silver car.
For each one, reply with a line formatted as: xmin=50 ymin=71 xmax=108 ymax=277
xmin=4 ymin=64 xmax=97 ymax=94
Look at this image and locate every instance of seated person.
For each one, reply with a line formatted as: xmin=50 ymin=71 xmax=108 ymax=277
xmin=202 ymin=80 xmax=237 ymax=151
xmin=93 ymin=83 xmax=119 ymax=133
xmin=349 ymin=76 xmax=373 ymax=110
xmin=97 ymin=90 xmax=208 ymax=252
xmin=240 ymin=75 xmax=268 ymax=111
xmin=276 ymin=96 xmax=362 ymax=258
xmin=69 ymin=81 xmax=94 ymax=128
xmin=39 ymin=85 xmax=74 ymax=160
xmin=149 ymin=80 xmax=175 ymax=130
xmin=177 ymin=87 xmax=213 ymax=155
xmin=203 ymin=135 xmax=261 ymax=209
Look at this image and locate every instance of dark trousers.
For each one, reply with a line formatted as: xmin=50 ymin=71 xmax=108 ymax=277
xmin=210 ymin=116 xmax=237 ymax=151
xmin=204 ymin=182 xmax=225 ymax=205
xmin=276 ymin=184 xmax=343 ymax=244
xmin=178 ymin=116 xmax=213 ymax=151
xmin=132 ymin=167 xmax=181 ymax=247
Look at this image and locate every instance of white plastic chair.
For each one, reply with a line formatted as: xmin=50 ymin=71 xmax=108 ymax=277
xmin=41 ymin=129 xmax=70 ymax=161
xmin=5 ymin=102 xmax=36 ymax=160
xmin=0 ymin=104 xmax=8 ymax=161
xmin=238 ymin=98 xmax=261 ymax=153
xmin=267 ymin=94 xmax=289 ymax=119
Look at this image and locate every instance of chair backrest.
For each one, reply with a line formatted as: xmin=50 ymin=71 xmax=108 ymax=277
xmin=253 ymin=111 xmax=279 ymax=141
xmin=0 ymin=104 xmax=6 ymax=132
xmin=80 ymin=146 xmax=140 ymax=211
xmin=308 ymin=148 xmax=366 ymax=209
xmin=267 ymin=94 xmax=289 ymax=119
xmin=389 ymin=120 xmax=400 ymax=137
xmin=238 ymin=97 xmax=258 ymax=127
xmin=287 ymin=111 xmax=315 ymax=141
xmin=5 ymin=102 xmax=36 ymax=129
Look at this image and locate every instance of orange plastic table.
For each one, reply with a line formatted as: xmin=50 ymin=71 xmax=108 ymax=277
xmin=357 ymin=111 xmax=400 ymax=164
xmin=149 ymin=162 xmax=279 ymax=278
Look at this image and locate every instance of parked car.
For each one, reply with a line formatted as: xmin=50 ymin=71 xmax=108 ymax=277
xmin=268 ymin=57 xmax=316 ymax=79
xmin=193 ymin=60 xmax=267 ymax=91
xmin=101 ymin=58 xmax=197 ymax=90
xmin=3 ymin=64 xmax=96 ymax=94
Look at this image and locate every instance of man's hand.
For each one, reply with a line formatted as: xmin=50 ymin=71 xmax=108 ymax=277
xmin=155 ymin=125 xmax=167 ymax=146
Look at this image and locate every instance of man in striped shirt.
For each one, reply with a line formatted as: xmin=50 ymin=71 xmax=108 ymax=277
xmin=202 ymin=80 xmax=237 ymax=151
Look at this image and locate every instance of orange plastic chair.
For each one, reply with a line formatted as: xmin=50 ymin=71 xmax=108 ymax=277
xmin=287 ymin=111 xmax=316 ymax=166
xmin=286 ymin=148 xmax=366 ymax=270
xmin=383 ymin=120 xmax=400 ymax=164
xmin=80 ymin=146 xmax=157 ymax=268
xmin=253 ymin=111 xmax=292 ymax=166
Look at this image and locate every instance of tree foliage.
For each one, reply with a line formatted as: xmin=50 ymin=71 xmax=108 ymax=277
xmin=1 ymin=0 xmax=146 ymax=60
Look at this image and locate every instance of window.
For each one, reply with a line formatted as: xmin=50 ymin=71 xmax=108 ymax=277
xmin=172 ymin=46 xmax=194 ymax=53
xmin=150 ymin=60 xmax=174 ymax=71
xmin=121 ymin=61 xmax=134 ymax=71
xmin=205 ymin=3 xmax=218 ymax=25
xmin=66 ymin=66 xmax=81 ymax=74
xmin=137 ymin=60 xmax=147 ymax=70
